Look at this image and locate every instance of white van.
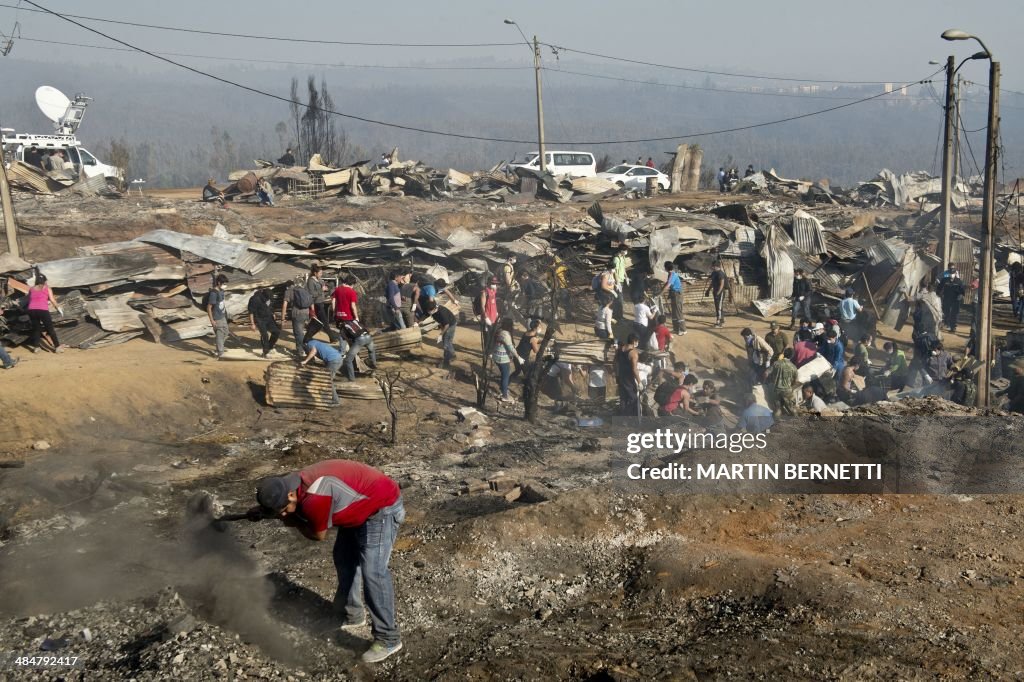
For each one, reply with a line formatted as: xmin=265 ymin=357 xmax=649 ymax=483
xmin=511 ymin=150 xmax=596 ymax=178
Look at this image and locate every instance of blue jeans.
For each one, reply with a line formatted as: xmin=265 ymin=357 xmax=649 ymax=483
xmin=342 ymin=334 xmax=377 ymax=381
xmin=325 ymin=358 xmax=342 ymax=403
xmin=0 ymin=345 xmax=13 ymax=368
xmin=498 ymin=361 xmax=511 ymax=397
xmin=791 ymin=297 xmax=811 ymax=323
xmin=441 ymin=323 xmax=457 ymax=366
xmin=390 ymin=306 xmax=406 ymax=330
xmin=333 ymin=497 xmax=405 ymax=646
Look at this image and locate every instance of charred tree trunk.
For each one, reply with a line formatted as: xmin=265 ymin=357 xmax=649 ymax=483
xmin=524 ymin=262 xmax=561 ymax=422
xmin=670 ymin=143 xmax=689 ymax=194
xmin=376 ymin=370 xmax=401 ymax=444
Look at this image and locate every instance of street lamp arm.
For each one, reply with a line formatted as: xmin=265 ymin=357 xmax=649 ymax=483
xmin=503 ymin=19 xmax=532 ymax=53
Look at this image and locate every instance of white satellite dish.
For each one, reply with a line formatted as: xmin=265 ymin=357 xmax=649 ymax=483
xmin=35 ymin=85 xmax=71 ymax=124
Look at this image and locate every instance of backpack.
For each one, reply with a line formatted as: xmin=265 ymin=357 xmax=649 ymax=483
xmin=654 ymin=378 xmax=679 ymax=406
xmin=592 ymin=273 xmax=604 ymax=292
xmin=291 ymin=285 xmax=313 ymax=309
xmin=341 ymin=319 xmax=368 ymax=340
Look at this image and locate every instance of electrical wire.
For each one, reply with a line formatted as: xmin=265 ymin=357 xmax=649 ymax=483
xmin=542 ymin=43 xmax=912 ymax=85
xmin=0 ymin=2 xmax=521 ymax=47
xmin=544 ymin=65 xmax=937 ymax=100
xmin=550 ymin=77 xmax=939 ymax=145
xmin=14 ymin=36 xmax=533 ymax=70
xmin=957 ymin=108 xmax=985 ymax=179
xmin=2 ymin=1 xmax=947 ymax=88
xmin=18 ymin=0 xmax=941 ymax=147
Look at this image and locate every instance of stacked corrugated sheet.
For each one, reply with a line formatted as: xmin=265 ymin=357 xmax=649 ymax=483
xmin=264 ymin=362 xmax=384 ymax=409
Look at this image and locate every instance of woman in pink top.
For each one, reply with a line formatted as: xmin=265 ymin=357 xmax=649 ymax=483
xmin=26 ymin=273 xmax=64 ymax=353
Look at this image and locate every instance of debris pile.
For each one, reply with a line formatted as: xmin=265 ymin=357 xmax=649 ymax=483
xmin=6 ymin=160 xmax=122 ymax=198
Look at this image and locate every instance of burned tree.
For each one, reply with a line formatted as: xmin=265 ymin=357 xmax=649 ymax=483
xmin=376 ymin=370 xmax=401 ymax=445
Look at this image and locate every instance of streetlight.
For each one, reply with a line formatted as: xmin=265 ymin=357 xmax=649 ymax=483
xmin=943 ymin=29 xmax=1000 ymax=407
xmin=504 ymin=18 xmax=546 ymax=174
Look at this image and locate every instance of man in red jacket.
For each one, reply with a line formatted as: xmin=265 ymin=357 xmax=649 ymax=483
xmin=254 ymin=460 xmax=405 ymax=663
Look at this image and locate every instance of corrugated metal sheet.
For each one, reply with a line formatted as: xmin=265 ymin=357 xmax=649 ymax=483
xmin=76 ymin=242 xmax=185 ymax=281
xmin=570 ymin=177 xmax=618 ymax=195
xmin=56 ymin=320 xmax=108 ymax=348
xmin=37 ymin=253 xmax=159 ymax=288
xmin=791 ymin=210 xmax=829 ymax=256
xmin=81 ymin=331 xmax=143 ymax=349
xmin=93 ymin=306 xmax=145 ymax=332
xmin=366 ymin=326 xmax=422 ymax=355
xmin=760 ymin=224 xmax=794 ymax=299
xmin=825 ymin=234 xmax=861 ymax=260
xmin=265 ymin=362 xmax=383 ymax=409
xmin=135 ymin=230 xmax=273 ymax=274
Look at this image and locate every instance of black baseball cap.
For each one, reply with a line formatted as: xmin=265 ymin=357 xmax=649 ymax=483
xmin=255 ymin=473 xmax=302 ymax=514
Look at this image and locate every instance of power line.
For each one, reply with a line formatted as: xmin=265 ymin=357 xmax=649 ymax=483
xmin=542 ymin=43 xmax=911 ymax=85
xmin=551 ymin=77 xmax=940 ymax=145
xmin=18 ymin=0 xmax=939 ymax=147
xmin=3 ymin=1 xmax=943 ymax=88
xmin=0 ymin=2 xmax=520 ymax=47
xmin=16 ymin=36 xmax=533 ymax=70
xmin=543 ymin=65 xmax=944 ymax=103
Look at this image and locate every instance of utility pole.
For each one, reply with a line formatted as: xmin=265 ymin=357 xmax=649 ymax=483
xmin=533 ymin=35 xmax=547 ymax=174
xmin=939 ymin=55 xmax=956 ymax=271
xmin=0 ymin=161 xmax=19 ymax=259
xmin=976 ymin=59 xmax=1000 ymax=407
xmin=952 ymin=76 xmax=962 ymax=191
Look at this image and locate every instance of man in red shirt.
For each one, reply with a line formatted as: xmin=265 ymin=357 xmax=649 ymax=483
xmin=254 ymin=459 xmax=404 ymax=663
xmin=330 ymin=275 xmax=360 ymax=325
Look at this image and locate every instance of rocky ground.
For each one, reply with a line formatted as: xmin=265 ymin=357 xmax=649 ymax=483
xmin=1 ymin=191 xmax=1022 ymax=681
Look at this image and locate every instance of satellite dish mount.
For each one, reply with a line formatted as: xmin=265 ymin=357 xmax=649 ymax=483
xmin=35 ymin=85 xmax=92 ymax=135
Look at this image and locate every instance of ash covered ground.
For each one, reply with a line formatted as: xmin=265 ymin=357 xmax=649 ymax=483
xmin=1 ymin=191 xmax=1022 ymax=681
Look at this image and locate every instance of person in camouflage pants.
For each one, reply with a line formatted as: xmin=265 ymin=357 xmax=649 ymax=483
xmin=765 ymin=347 xmax=800 ymax=417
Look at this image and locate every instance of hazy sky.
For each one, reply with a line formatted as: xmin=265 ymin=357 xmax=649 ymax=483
xmin=2 ymin=0 xmax=1021 ymax=90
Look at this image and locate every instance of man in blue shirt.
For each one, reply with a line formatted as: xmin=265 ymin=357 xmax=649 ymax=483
xmin=838 ymin=289 xmax=862 ymax=344
xmin=385 ymin=272 xmax=406 ymax=330
xmin=660 ymin=262 xmax=686 ymax=335
xmin=822 ymin=330 xmax=845 ymax=376
xmin=301 ymin=339 xmax=344 ymax=406
xmin=735 ymin=394 xmax=774 ymax=434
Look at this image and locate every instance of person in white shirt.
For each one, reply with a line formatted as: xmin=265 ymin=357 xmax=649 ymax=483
xmin=633 ymin=299 xmax=656 ymax=346
xmin=801 ymin=383 xmax=827 ymax=413
xmin=594 ymin=297 xmax=614 ymax=340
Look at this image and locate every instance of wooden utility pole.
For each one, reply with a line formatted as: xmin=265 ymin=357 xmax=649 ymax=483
xmin=952 ymin=76 xmax=962 ymax=192
xmin=0 ymin=161 xmax=20 ymax=259
xmin=939 ymin=55 xmax=956 ymax=271
xmin=533 ymin=35 xmax=547 ymax=174
xmin=976 ymin=59 xmax=1000 ymax=407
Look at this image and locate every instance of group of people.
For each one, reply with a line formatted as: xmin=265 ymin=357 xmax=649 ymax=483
xmin=23 ymin=147 xmax=72 ymax=174
xmin=717 ymin=165 xmax=756 ymax=193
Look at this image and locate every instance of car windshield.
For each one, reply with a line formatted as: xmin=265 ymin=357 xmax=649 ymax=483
xmin=523 ymin=153 xmax=539 ymax=164
xmin=605 ymin=165 xmax=631 ymax=174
